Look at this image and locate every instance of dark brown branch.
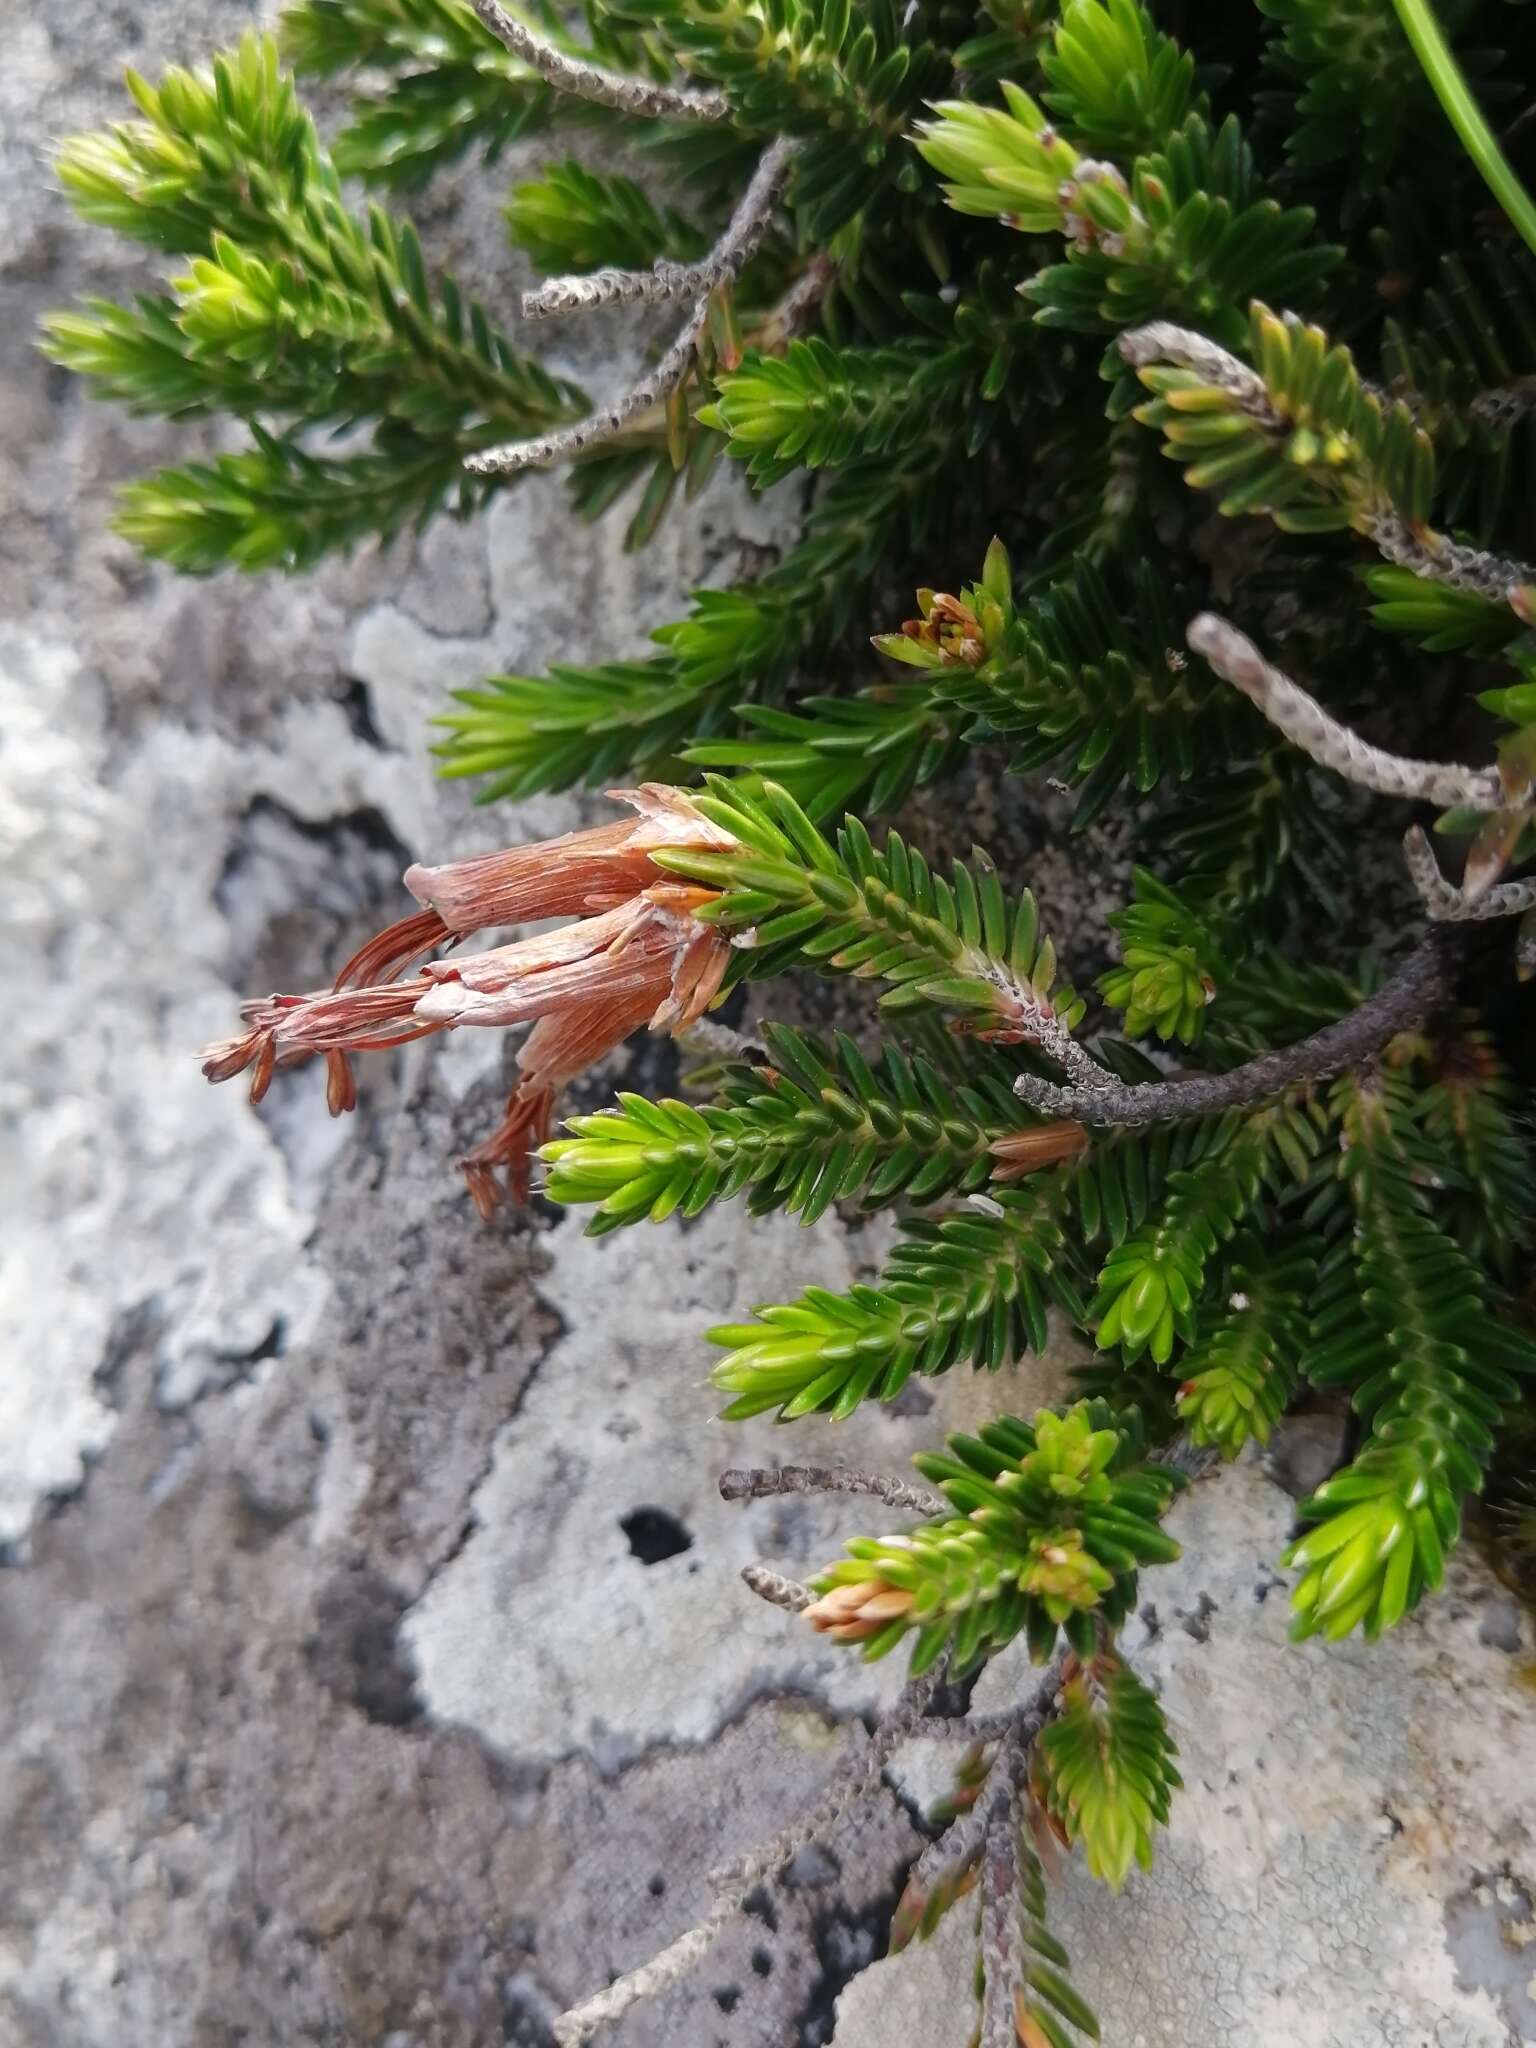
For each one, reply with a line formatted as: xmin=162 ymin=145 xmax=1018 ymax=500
xmin=1015 ymin=928 xmax=1465 ymax=1127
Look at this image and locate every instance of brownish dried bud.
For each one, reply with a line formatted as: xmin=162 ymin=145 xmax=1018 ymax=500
xmin=200 ymin=789 xmax=740 ymax=1214
xmin=803 ymin=1579 xmax=914 ymax=1641
xmin=988 ymin=1120 xmax=1090 ymax=1182
xmin=903 ymin=592 xmax=987 ymax=667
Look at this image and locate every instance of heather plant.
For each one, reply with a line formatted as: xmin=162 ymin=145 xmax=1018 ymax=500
xmin=48 ymin=0 xmax=1536 ymax=2038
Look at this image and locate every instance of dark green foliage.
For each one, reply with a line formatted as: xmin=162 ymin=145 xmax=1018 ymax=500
xmin=44 ymin=33 xmax=585 ymax=570
xmin=1057 ymin=1117 xmax=1187 ymax=1252
xmin=708 ymin=1179 xmax=1082 ymax=1420
xmin=1173 ymin=1234 xmax=1315 ymax=1455
xmin=1159 ymin=755 xmax=1345 ymax=927
xmin=436 ymin=657 xmax=726 ymax=803
xmin=700 ymin=338 xmax=964 ymax=485
xmin=542 ymin=1022 xmax=1035 ymax=1233
xmin=1255 ymin=0 xmax=1504 ymax=204
xmin=47 ymin=0 xmax=1536 ymax=1696
xmin=1038 ymin=0 xmax=1203 ymax=161
xmin=871 ymin=549 xmax=1262 ymax=828
xmin=952 ymin=0 xmax=1054 ymax=95
xmin=113 ymin=430 xmax=490 ymax=573
xmin=507 ymin=159 xmax=708 ymax=273
xmin=916 ymin=86 xmax=1337 ymax=349
xmin=1090 ymin=1098 xmax=1325 ymax=1366
xmin=1027 ymin=114 xmax=1337 ymax=349
xmin=1036 ymin=1649 xmax=1181 ymax=1887
xmin=812 ymin=1402 xmax=1184 ymax=1673
xmin=683 ymin=684 xmax=966 ymax=822
xmin=1418 ymin=1030 xmax=1536 ymax=1279
xmin=653 ymin=778 xmax=1089 ymax=1037
xmin=1203 ymin=944 xmax=1367 ymax=1055
xmin=1286 ymin=1072 xmax=1536 ymax=1641
xmin=1133 ymin=301 xmax=1435 ymax=533
xmin=279 ymin=0 xmax=645 ymax=185
xmin=605 ymin=0 xmax=950 ymax=236
xmin=1376 ymin=243 xmax=1536 ymax=542
xmin=1097 ymin=868 xmax=1227 ymax=1044
xmin=1361 ymin=566 xmax=1521 ymax=655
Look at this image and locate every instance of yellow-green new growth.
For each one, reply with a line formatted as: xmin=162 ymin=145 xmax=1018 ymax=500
xmin=1036 ymin=1652 xmax=1181 ymax=1889
xmin=914 ymin=83 xmax=1082 ymax=230
xmin=805 ymin=1404 xmax=1183 ymax=1675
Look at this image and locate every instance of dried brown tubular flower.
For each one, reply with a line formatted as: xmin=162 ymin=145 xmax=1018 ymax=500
xmin=201 ymin=788 xmax=740 ymax=1212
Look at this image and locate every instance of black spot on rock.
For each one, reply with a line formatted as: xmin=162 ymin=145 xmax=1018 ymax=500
xmin=785 ymin=1845 xmax=840 ymax=1891
xmin=337 ymin=677 xmax=390 ymax=750
xmin=95 ymin=1297 xmax=163 ymax=1408
xmin=743 ymin=1885 xmax=778 ymax=1931
xmin=794 ymin=1881 xmax=902 ymax=2048
xmin=306 ymin=1566 xmax=423 ymax=1727
xmin=215 ymin=795 xmax=415 ymax=991
xmin=1477 ymin=1597 xmax=1524 ymax=1653
xmin=620 ymin=1507 xmax=692 ymax=1565
xmin=1178 ymin=1592 xmax=1219 ymax=1644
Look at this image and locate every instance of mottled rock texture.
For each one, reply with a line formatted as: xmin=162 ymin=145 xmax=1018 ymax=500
xmin=2 ymin=6 xmax=1534 ymax=2047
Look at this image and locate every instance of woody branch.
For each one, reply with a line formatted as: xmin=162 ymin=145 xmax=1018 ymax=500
xmin=467 ymin=0 xmax=729 ymax=121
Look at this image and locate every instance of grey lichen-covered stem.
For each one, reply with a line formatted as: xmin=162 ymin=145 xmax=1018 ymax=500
xmin=469 ymin=247 xmax=839 ymax=476
xmin=1030 ymin=1008 xmax=1113 ymax=1091
xmin=740 ymin=1562 xmax=813 ymax=1613
xmin=520 ymin=137 xmax=800 ymax=321
xmin=551 ymin=1911 xmax=731 ymax=2045
xmin=1404 ymin=825 xmax=1536 ymax=921
xmin=1187 ymin=613 xmax=1506 ymax=809
xmin=1120 ymin=324 xmax=1536 ymax=605
xmin=977 ymin=1730 xmax=1030 ymax=2048
xmin=720 ymin=1464 xmax=950 ymax=1518
xmin=1369 ymin=511 xmax=1536 ymax=607
xmin=467 ymin=0 xmax=729 ymax=120
xmin=906 ymin=1788 xmax=990 ymax=1891
xmin=1016 ymin=928 xmax=1465 ymax=1126
xmin=1119 ymin=319 xmax=1277 ymax=409
xmin=465 ymin=300 xmax=707 ymax=477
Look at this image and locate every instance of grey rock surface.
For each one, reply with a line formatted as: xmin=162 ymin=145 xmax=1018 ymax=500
xmin=2 ymin=6 xmax=1535 ymax=2048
